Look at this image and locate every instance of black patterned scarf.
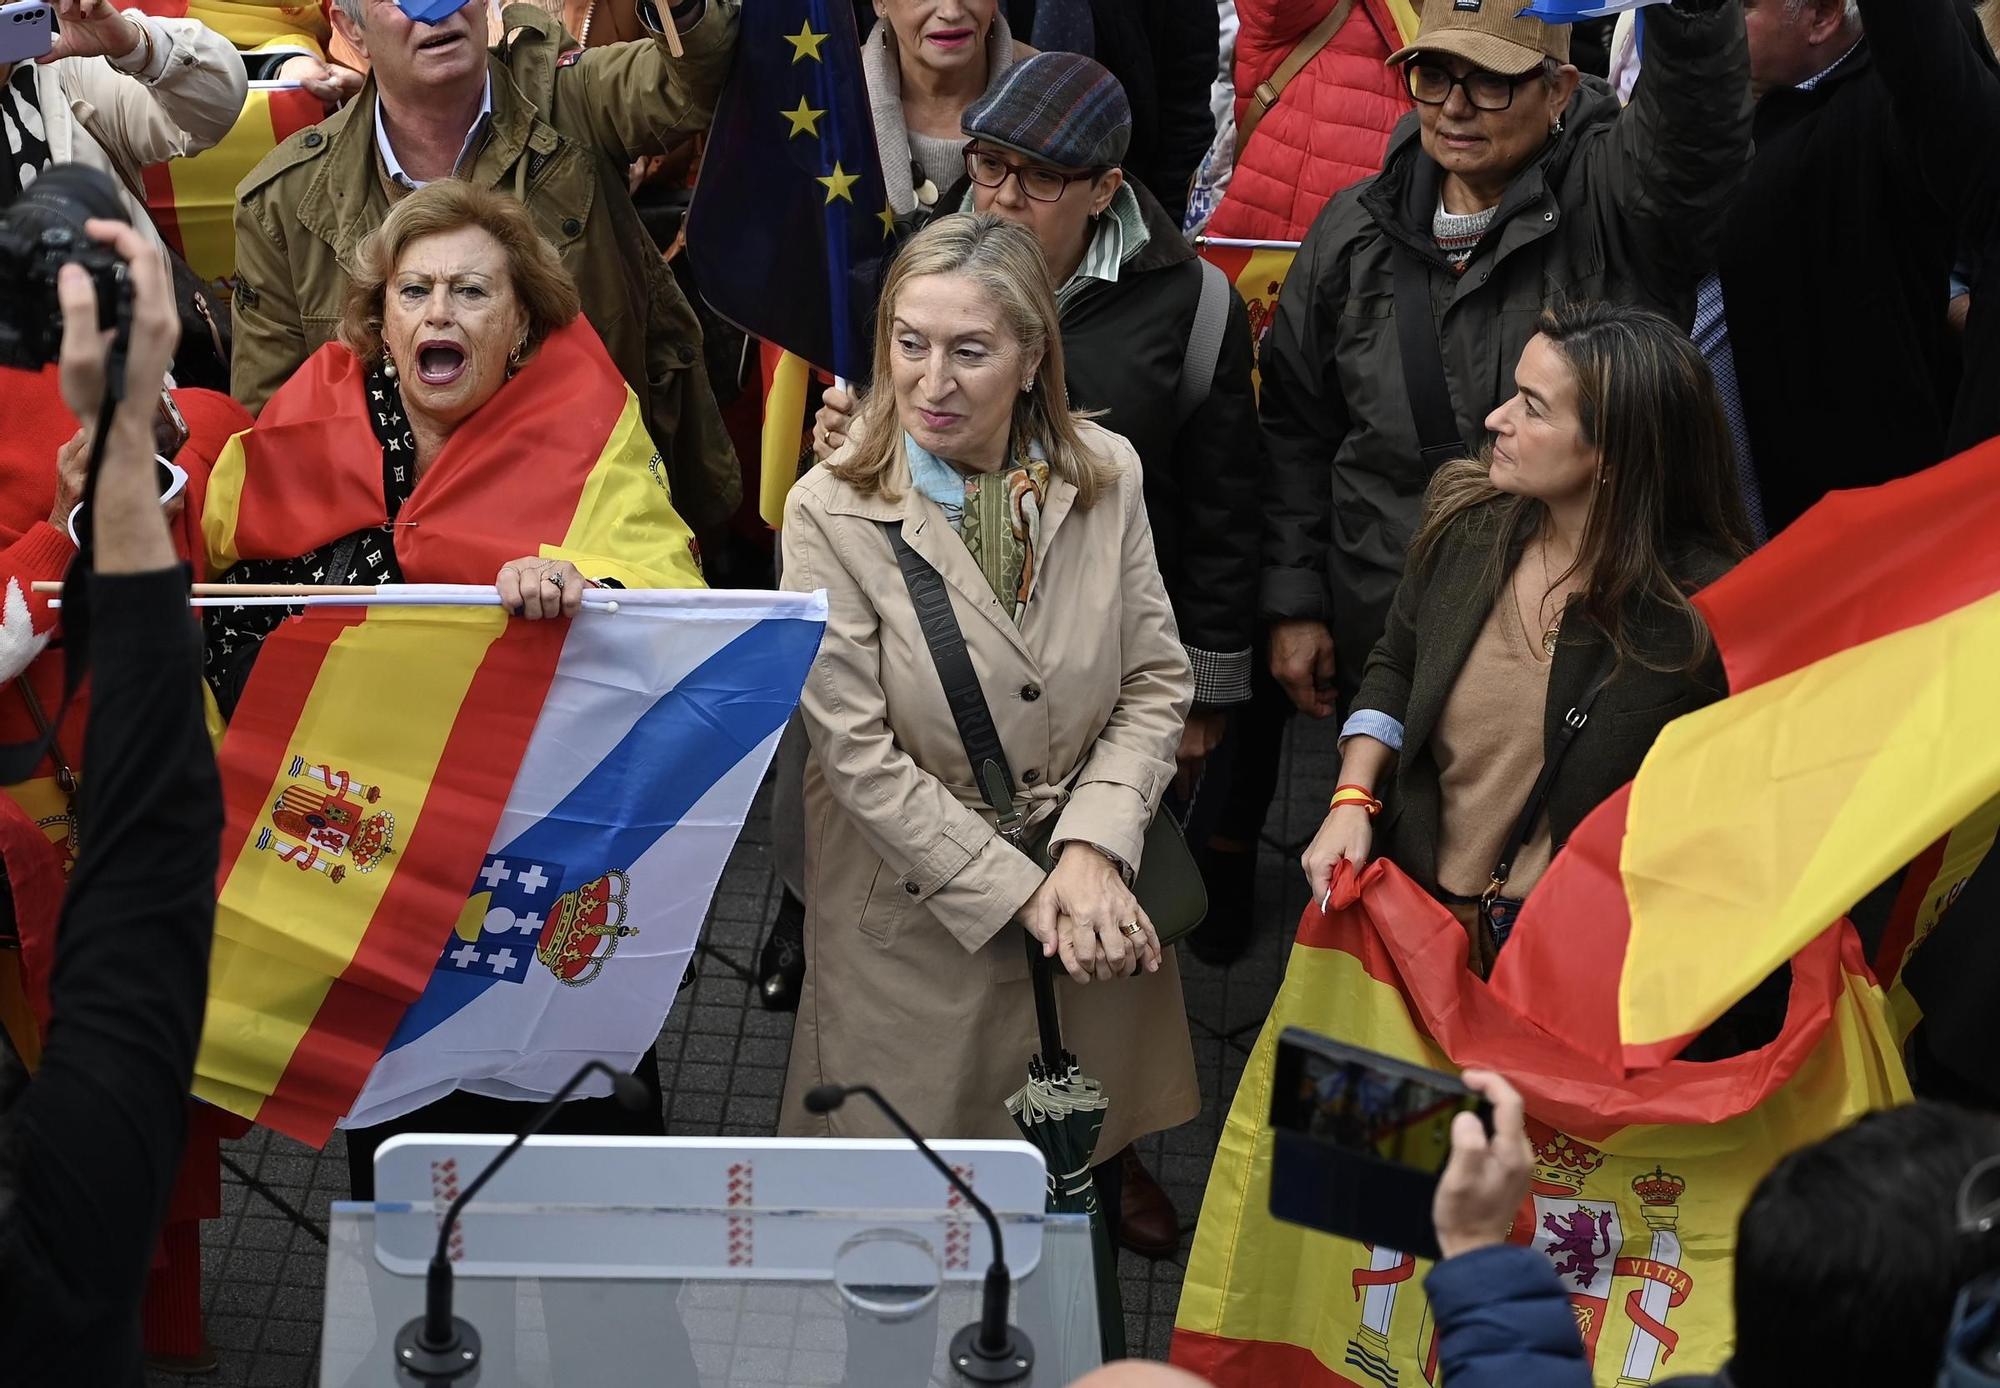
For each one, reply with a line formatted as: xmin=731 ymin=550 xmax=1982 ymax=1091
xmin=203 ymin=362 xmax=417 ymax=711
xmin=0 ymin=64 xmax=52 ymax=204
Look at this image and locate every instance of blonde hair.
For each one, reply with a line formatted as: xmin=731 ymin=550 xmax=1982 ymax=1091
xmin=338 ymin=179 xmax=581 ymax=366
xmin=831 ymin=212 xmax=1114 ymax=508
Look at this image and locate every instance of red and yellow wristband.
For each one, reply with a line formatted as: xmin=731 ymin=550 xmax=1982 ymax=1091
xmin=1329 ymin=783 xmax=1382 ymax=816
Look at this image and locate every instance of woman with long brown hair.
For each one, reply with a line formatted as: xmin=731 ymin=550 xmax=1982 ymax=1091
xmin=1301 ymin=300 xmax=1751 ymax=976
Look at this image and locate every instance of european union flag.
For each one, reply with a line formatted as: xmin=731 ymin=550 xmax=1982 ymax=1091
xmin=686 ymin=0 xmax=892 ymax=382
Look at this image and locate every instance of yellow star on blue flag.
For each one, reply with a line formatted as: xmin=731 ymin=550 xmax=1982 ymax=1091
xmin=783 ymin=21 xmax=827 ymax=62
xmin=817 ymin=162 xmax=859 ymax=204
xmin=781 ymin=96 xmax=825 ymax=138
xmin=687 ymin=0 xmax=896 ymax=382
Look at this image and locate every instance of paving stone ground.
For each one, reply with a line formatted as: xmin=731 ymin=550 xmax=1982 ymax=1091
xmin=149 ymin=716 xmax=1338 ymax=1386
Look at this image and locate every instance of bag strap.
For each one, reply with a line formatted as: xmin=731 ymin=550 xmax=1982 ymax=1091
xmin=1486 ymin=649 xmax=1616 ymax=899
xmin=1236 ymin=0 xmax=1358 ymax=160
xmin=1175 ymin=259 xmax=1232 ymax=425
xmin=1391 ymin=245 xmax=1468 ymax=470
xmin=879 ymin=521 xmax=1025 ymax=836
xmin=882 ymin=521 xmax=1066 ymax=1062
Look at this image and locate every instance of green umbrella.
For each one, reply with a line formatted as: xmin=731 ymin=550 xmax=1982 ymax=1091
xmin=1004 ymin=934 xmax=1126 ymax=1363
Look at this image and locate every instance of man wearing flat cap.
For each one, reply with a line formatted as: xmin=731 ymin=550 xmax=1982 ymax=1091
xmin=1257 ymin=0 xmax=1753 ymax=720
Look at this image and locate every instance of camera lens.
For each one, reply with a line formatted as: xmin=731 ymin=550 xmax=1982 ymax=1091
xmin=3 ymin=164 xmax=127 ymax=249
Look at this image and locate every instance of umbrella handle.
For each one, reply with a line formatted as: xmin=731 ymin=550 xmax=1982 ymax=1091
xmin=1025 ymin=928 xmax=1065 ymax=1073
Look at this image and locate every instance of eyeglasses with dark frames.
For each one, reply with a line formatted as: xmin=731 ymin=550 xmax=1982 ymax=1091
xmin=962 ymin=146 xmax=1102 ymax=203
xmin=1404 ymin=58 xmax=1543 ymax=112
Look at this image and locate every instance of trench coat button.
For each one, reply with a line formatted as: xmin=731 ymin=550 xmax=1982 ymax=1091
xmin=904 ymin=881 xmax=919 ymax=895
xmin=562 ymin=216 xmax=582 ymax=237
xmin=303 ymin=131 xmax=322 ymax=148
xmin=1022 ymin=769 xmax=1041 ymax=785
xmin=1020 ymin=684 xmax=1041 ymax=702
xmin=676 ymin=343 xmax=695 ymax=365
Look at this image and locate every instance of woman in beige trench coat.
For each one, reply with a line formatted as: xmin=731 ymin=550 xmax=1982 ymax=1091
xmin=778 ymin=214 xmax=1200 ymax=1179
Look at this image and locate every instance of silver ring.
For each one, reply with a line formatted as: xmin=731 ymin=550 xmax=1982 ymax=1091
xmin=547 ymin=569 xmax=565 ymax=591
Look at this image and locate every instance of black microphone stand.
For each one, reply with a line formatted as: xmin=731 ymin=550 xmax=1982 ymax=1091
xmin=804 ymin=1083 xmax=1033 ymax=1383
xmin=392 ymin=1059 xmax=650 ymax=1383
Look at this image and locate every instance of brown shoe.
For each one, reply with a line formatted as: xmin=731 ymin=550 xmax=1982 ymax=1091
xmin=1117 ymin=1145 xmax=1180 ymax=1259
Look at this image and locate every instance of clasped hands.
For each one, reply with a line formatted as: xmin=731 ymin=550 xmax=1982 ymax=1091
xmin=1019 ymin=842 xmax=1163 ymax=985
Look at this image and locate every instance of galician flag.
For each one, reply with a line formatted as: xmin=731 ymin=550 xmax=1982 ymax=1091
xmin=343 ymin=590 xmax=825 ymax=1127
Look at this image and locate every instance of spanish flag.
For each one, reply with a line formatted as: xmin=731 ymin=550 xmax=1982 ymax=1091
xmin=1171 ymin=863 xmax=1907 ymax=1387
xmin=195 ymin=319 xmax=701 ymax=1142
xmin=141 ymin=83 xmax=324 ymax=285
xmin=1489 ymin=436 xmax=2000 ymax=1071
xmin=1196 ymin=238 xmax=1299 ymax=390
xmin=127 ymin=0 xmax=331 ymax=55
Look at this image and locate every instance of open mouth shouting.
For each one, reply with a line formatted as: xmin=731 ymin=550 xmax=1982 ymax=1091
xmin=415 ymin=339 xmax=469 ymax=386
xmin=415 ymin=29 xmax=464 ymax=54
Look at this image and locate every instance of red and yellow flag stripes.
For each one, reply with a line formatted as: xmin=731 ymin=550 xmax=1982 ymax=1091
xmin=1172 ymin=862 xmax=1907 ymax=1388
xmin=196 ymin=606 xmax=564 ymax=1143
xmin=142 ymin=84 xmax=323 ymax=284
xmin=194 ymin=319 xmax=700 ymax=1142
xmin=1488 ymin=436 xmax=2000 ymax=1069
xmin=204 ymin=318 xmax=702 ymax=590
xmin=1196 ymin=240 xmax=1298 ymax=389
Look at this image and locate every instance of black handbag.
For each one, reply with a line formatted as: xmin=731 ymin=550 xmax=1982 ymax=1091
xmin=881 ymin=522 xmax=1208 ymax=946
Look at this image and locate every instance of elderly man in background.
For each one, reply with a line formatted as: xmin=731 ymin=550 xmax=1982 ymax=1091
xmin=1697 ymin=0 xmax=1972 ymax=542
xmin=230 ymin=0 xmax=744 ymax=529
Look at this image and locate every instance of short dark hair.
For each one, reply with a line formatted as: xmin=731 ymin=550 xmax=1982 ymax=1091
xmin=1732 ymin=1102 xmax=2000 ymax=1388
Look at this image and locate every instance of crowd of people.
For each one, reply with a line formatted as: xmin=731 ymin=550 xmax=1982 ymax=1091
xmin=3 ymin=0 xmax=2000 ymax=1381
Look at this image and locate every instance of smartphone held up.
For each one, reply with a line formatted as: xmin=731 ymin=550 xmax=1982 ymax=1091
xmin=1267 ymin=1028 xmax=1493 ymax=1260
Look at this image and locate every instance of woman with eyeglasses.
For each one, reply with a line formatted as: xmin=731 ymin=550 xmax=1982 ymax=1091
xmin=806 ymin=52 xmax=1262 ymax=1260
xmin=1258 ymin=0 xmax=1753 ymax=740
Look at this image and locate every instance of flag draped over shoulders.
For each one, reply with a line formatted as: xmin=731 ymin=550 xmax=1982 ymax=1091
xmin=193 ymin=317 xmax=716 ymax=1142
xmin=203 ymin=317 xmax=702 ymax=589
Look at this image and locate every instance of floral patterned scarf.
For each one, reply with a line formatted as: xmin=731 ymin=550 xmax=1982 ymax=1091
xmin=904 ymin=434 xmax=1051 ymax=622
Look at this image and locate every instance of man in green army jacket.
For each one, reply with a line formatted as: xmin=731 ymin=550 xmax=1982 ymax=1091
xmin=230 ymin=0 xmax=743 ymax=527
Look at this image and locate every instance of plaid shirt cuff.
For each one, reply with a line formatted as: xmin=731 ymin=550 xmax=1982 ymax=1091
xmin=1188 ymin=646 xmax=1252 ymax=707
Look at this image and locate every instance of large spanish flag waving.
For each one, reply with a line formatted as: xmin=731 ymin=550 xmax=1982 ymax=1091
xmin=1489 ymin=436 xmax=2000 ymax=1071
xmin=195 ymin=319 xmax=702 ymax=1142
xmin=1171 ymin=863 xmax=1907 ymax=1387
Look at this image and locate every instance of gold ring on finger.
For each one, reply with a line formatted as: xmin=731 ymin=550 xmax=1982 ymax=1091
xmin=1120 ymin=920 xmax=1142 ymax=938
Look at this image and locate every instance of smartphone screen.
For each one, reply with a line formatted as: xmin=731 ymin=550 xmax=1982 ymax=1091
xmin=1267 ymin=1028 xmax=1490 ymax=1259
xmin=1271 ymin=1029 xmax=1481 ymax=1175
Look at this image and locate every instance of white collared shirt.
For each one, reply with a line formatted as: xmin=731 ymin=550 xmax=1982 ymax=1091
xmin=373 ymin=73 xmax=493 ymax=190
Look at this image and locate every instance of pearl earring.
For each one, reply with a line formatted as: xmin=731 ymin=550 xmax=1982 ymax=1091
xmin=381 ymin=352 xmax=397 ymax=380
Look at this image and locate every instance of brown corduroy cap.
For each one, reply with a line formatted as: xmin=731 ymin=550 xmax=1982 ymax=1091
xmin=1386 ymin=0 xmax=1571 ymax=77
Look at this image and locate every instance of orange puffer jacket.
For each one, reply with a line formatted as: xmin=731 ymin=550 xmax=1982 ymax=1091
xmin=1206 ymin=0 xmax=1414 ymax=242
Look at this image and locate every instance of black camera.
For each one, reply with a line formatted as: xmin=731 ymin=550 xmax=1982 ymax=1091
xmin=0 ymin=162 xmax=132 ymax=372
